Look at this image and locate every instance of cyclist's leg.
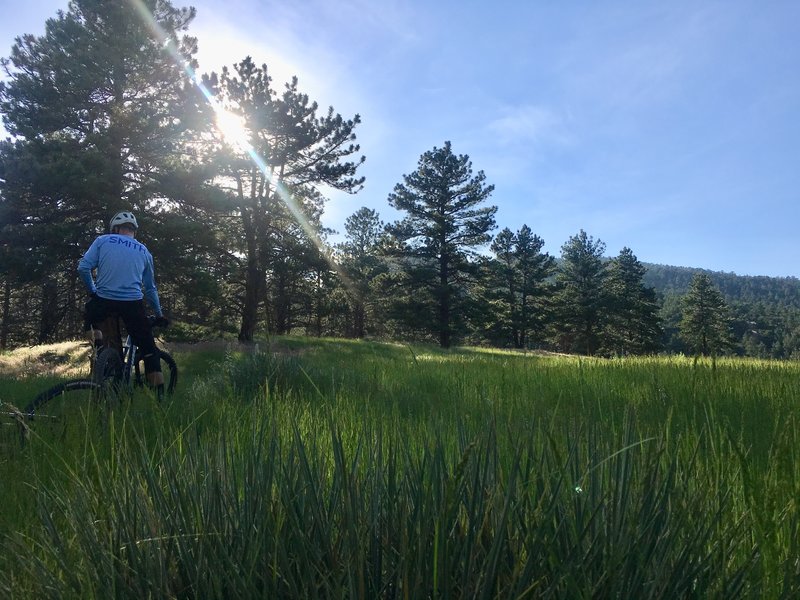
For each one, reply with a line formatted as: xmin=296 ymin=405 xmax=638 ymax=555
xmin=84 ymin=295 xmax=107 ymax=347
xmin=120 ymin=300 xmax=164 ymax=397
xmin=100 ymin=313 xmax=123 ymax=357
xmin=86 ymin=297 xmax=124 ymax=363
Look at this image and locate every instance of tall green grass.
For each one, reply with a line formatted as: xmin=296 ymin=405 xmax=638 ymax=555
xmin=1 ymin=340 xmax=799 ymax=598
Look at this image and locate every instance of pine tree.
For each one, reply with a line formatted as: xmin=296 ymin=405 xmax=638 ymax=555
xmin=602 ymin=247 xmax=663 ymax=355
xmin=204 ymin=58 xmax=365 ymax=341
xmin=0 ymin=0 xmax=200 ymax=342
xmin=485 ymin=226 xmax=554 ymax=348
xmin=337 ymin=207 xmax=386 ymax=338
xmin=386 ymin=141 xmax=496 ymax=347
xmin=679 ymin=273 xmax=732 ymax=358
xmin=485 ymin=228 xmax=517 ymax=346
xmin=1 ymin=0 xmax=198 ymax=213
xmin=552 ymin=230 xmax=607 ymax=355
xmin=514 ymin=226 xmax=555 ymax=348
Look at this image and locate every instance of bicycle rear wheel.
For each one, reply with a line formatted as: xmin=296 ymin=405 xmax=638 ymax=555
xmin=134 ymin=349 xmax=178 ymax=395
xmin=22 ymin=348 xmax=124 ymax=444
xmin=25 ymin=379 xmax=99 ymax=417
xmin=23 ymin=379 xmax=102 ymax=442
xmin=94 ymin=347 xmax=124 ymax=387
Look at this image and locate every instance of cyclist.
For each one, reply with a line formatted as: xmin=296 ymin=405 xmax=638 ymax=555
xmin=77 ymin=211 xmax=168 ymax=399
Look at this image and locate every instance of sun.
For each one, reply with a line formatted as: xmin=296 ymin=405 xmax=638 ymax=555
xmin=214 ymin=108 xmax=251 ymax=151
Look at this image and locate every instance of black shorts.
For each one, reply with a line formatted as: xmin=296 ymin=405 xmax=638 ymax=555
xmin=84 ymin=296 xmax=161 ymax=373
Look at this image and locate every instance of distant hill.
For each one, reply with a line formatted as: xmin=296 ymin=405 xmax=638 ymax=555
xmin=641 ymin=263 xmax=800 ymax=358
xmin=642 ymin=263 xmax=800 ymax=308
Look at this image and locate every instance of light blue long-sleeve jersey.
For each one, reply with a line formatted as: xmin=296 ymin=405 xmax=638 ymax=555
xmin=77 ymin=234 xmax=163 ymax=316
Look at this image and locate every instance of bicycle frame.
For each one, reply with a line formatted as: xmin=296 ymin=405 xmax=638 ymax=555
xmin=120 ymin=333 xmax=137 ymax=388
xmin=92 ymin=317 xmax=167 ymax=392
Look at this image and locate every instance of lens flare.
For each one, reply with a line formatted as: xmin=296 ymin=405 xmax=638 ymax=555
xmin=127 ymin=0 xmax=353 ymax=290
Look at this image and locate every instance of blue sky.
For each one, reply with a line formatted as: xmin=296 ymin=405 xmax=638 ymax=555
xmin=2 ymin=0 xmax=799 ymax=277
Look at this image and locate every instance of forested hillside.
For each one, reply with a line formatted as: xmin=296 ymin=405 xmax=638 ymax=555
xmin=644 ymin=264 xmax=800 ymax=307
xmin=645 ymin=264 xmax=800 ymax=358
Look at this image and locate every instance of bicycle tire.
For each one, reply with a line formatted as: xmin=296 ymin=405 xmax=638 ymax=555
xmin=93 ymin=347 xmax=124 ymax=390
xmin=134 ymin=349 xmax=178 ymax=395
xmin=22 ymin=378 xmax=106 ymax=443
xmin=24 ymin=379 xmax=100 ymax=419
xmin=24 ymin=347 xmax=121 ymax=425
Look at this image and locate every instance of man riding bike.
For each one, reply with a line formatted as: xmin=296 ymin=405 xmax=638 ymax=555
xmin=77 ymin=211 xmax=168 ymax=399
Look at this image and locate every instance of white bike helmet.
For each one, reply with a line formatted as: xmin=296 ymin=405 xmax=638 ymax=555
xmin=109 ymin=211 xmax=138 ymax=232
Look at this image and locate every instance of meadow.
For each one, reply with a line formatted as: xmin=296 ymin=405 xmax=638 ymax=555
xmin=1 ymin=338 xmax=798 ymax=598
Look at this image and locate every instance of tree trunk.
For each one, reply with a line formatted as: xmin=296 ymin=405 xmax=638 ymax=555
xmin=238 ymin=190 xmax=262 ymax=342
xmin=238 ymin=259 xmax=261 ymax=342
xmin=313 ymin=270 xmax=324 ymax=337
xmin=314 ymin=308 xmax=323 ymax=337
xmin=439 ymin=254 xmax=450 ymax=348
xmin=274 ymin=271 xmax=291 ymax=335
xmin=353 ymin=300 xmax=365 ymax=338
xmin=518 ymin=291 xmax=528 ymax=349
xmin=37 ymin=280 xmax=60 ymax=343
xmin=1 ymin=279 xmax=10 ymax=350
xmin=67 ymin=272 xmax=80 ymax=336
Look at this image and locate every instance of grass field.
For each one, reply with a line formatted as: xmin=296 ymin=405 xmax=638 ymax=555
xmin=1 ymin=338 xmax=798 ymax=598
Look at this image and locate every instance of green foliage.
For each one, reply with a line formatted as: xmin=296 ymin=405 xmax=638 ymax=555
xmin=646 ymin=264 xmax=800 ymax=358
xmin=336 ymin=207 xmax=387 ymax=338
xmin=552 ymin=230 xmax=608 ymax=355
xmin=203 ymin=57 xmax=365 ymax=341
xmin=680 ymin=273 xmax=733 ymax=357
xmin=482 ymin=225 xmax=555 ymax=348
xmin=602 ymin=247 xmax=663 ymax=355
xmin=0 ymin=0 xmax=208 ymax=342
xmin=1 ymin=3 xmax=798 ymax=362
xmin=386 ymin=141 xmax=497 ymax=347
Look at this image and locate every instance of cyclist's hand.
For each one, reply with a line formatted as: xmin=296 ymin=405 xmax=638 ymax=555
xmin=153 ymin=315 xmax=170 ymax=329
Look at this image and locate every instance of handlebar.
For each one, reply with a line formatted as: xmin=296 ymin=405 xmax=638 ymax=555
xmin=149 ymin=315 xmax=170 ymax=329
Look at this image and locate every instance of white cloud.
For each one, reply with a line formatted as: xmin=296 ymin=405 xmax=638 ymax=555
xmin=485 ymin=104 xmax=570 ymax=147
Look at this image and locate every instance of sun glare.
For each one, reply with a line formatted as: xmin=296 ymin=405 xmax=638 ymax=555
xmin=128 ymin=0 xmax=355 ymax=294
xmin=215 ymin=109 xmax=251 ymax=151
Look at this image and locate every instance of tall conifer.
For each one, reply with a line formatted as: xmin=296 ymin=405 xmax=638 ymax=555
xmin=386 ymin=141 xmax=496 ymax=347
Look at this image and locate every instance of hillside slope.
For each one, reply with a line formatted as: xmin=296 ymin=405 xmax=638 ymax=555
xmin=642 ymin=263 xmax=800 ymax=358
xmin=643 ymin=263 xmax=800 ymax=307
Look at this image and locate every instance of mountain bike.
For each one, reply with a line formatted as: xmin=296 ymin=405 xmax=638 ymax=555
xmin=22 ymin=315 xmax=177 ymax=437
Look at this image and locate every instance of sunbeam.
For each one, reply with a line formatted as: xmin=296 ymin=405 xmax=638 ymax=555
xmin=127 ymin=0 xmax=354 ymax=291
